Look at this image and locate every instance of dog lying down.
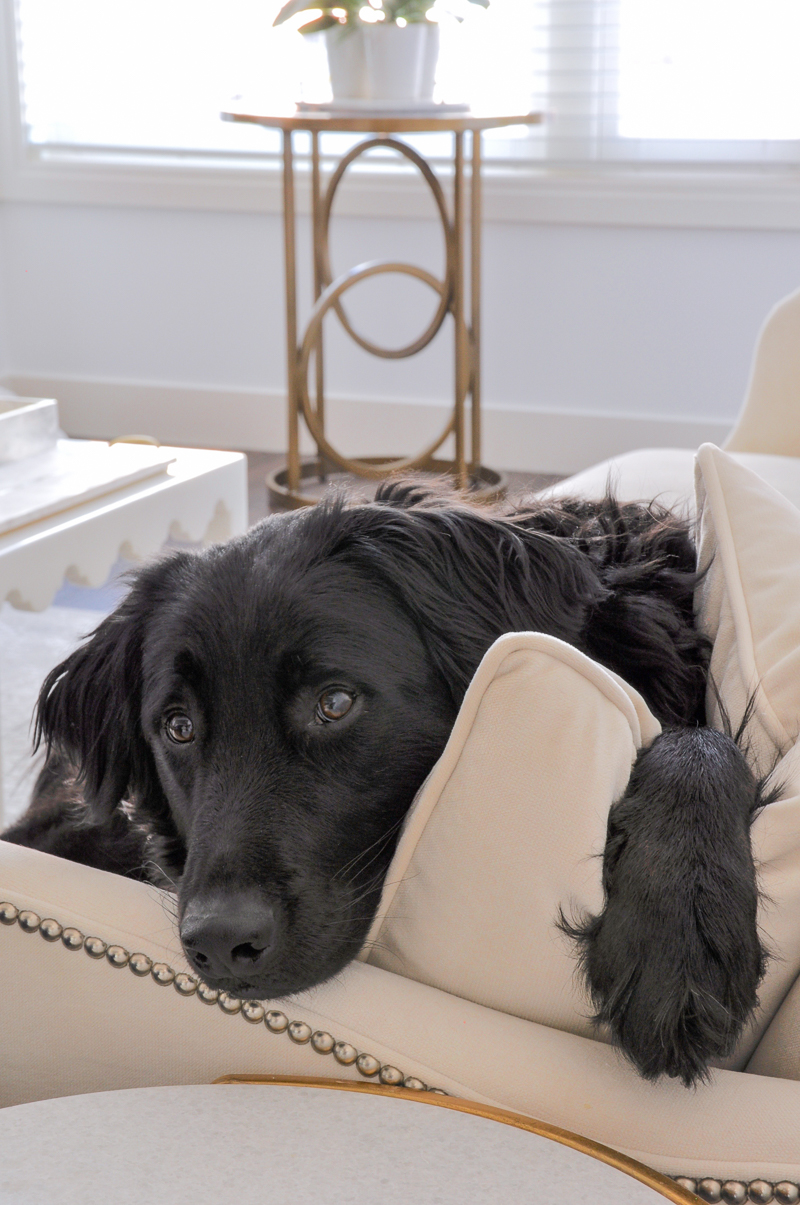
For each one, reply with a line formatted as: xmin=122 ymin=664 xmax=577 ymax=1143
xmin=3 ymin=479 xmax=769 ymax=1087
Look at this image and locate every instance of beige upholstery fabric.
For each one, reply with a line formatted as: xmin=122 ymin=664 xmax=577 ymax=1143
xmin=695 ymin=444 xmax=800 ymax=767
xmin=544 ymin=448 xmax=800 ymax=515
xmin=726 ymin=286 xmax=800 ymax=458
xmin=693 ymin=446 xmax=800 ymax=1060
xmin=5 ymin=797 xmax=800 ymax=1179
xmin=361 ymin=634 xmax=660 ymax=1035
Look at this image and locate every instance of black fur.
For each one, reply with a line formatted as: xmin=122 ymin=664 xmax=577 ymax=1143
xmin=2 ymin=482 xmax=769 ymax=1084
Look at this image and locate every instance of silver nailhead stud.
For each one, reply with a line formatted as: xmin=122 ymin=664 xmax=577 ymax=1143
xmin=750 ymin=1183 xmax=774 ymax=1204
xmin=288 ymin=1021 xmax=312 ymax=1044
xmin=242 ymin=1001 xmax=265 ymax=1024
xmin=333 ymin=1042 xmax=358 ymax=1065
xmin=403 ymin=1077 xmax=427 ymax=1091
xmin=106 ymin=945 xmax=130 ymax=968
xmin=84 ymin=936 xmax=107 ymax=958
xmin=61 ymin=928 xmax=85 ymax=951
xmin=428 ymin=1088 xmax=449 ymax=1096
xmin=218 ymin=992 xmax=242 ymax=1015
xmin=18 ymin=910 xmax=42 ymax=933
xmin=151 ymin=962 xmax=176 ymax=986
xmin=356 ymin=1054 xmax=380 ymax=1078
xmin=774 ymin=1186 xmax=800 ymax=1205
xmin=174 ymin=973 xmax=199 ymax=996
xmin=722 ymin=1183 xmax=747 ymax=1204
xmin=39 ymin=918 xmax=63 ymax=942
xmin=697 ymin=1181 xmax=723 ymax=1203
xmin=379 ymin=1065 xmax=404 ymax=1086
xmin=265 ymin=1011 xmax=289 ymax=1033
xmin=0 ymin=902 xmax=19 ymax=925
xmin=196 ymin=983 xmax=220 ymax=1004
xmin=675 ymin=1182 xmax=697 ymax=1196
xmin=129 ymin=953 xmax=153 ymax=976
xmin=311 ymin=1031 xmax=335 ymax=1054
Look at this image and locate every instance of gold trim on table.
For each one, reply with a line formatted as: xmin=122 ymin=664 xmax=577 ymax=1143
xmin=213 ymin=1072 xmax=700 ymax=1205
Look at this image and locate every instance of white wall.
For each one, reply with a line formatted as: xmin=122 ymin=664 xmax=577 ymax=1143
xmin=3 ymin=197 xmax=800 ymax=472
xmin=0 ymin=206 xmax=9 ymax=381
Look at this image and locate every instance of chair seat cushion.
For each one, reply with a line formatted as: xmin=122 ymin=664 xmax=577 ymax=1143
xmin=548 ymin=446 xmax=800 ymax=515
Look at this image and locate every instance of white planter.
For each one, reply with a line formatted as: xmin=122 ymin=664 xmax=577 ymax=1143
xmin=324 ymin=25 xmax=369 ymax=100
xmin=324 ymin=22 xmax=440 ymax=103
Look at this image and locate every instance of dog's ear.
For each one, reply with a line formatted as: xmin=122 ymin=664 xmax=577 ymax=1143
xmin=317 ymin=497 xmax=607 ymax=707
xmin=34 ymin=554 xmax=189 ymax=820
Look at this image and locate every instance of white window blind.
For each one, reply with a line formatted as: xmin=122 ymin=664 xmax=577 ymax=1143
xmin=14 ymin=0 xmax=800 ymax=166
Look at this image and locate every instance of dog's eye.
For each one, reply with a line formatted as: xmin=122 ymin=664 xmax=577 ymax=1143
xmin=316 ymin=689 xmax=355 ymax=723
xmin=165 ymin=713 xmax=194 ymax=744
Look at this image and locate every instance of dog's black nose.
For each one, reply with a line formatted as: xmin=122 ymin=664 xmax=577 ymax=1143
xmin=180 ymin=892 xmax=279 ymax=984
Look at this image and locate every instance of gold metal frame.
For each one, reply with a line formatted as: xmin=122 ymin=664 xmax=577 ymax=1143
xmin=221 ymin=105 xmax=542 ymax=509
xmin=213 ymin=1073 xmax=699 ymax=1205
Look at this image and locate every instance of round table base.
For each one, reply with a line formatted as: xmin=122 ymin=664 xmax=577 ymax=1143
xmin=267 ymin=456 xmax=508 ymax=510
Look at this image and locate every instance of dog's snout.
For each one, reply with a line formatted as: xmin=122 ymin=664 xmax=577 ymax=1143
xmin=180 ymin=892 xmax=280 ymax=984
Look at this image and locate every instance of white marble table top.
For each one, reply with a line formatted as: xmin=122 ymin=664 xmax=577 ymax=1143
xmin=0 ymin=1082 xmax=688 ymax=1205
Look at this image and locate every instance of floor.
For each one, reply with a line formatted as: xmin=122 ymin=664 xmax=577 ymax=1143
xmin=243 ymin=452 xmax=563 ymax=528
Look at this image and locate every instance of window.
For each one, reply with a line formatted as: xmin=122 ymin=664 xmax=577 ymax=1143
xmin=4 ymin=0 xmax=800 ymax=226
xmin=13 ymin=0 xmax=800 ymax=165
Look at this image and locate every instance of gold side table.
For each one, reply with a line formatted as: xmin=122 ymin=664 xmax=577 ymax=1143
xmin=221 ymin=102 xmax=542 ymax=509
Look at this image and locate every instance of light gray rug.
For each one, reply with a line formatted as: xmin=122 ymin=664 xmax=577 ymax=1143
xmin=0 ymin=603 xmax=106 ymax=826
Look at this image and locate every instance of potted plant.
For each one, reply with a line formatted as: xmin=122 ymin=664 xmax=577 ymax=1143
xmin=274 ymin=0 xmax=489 ymax=103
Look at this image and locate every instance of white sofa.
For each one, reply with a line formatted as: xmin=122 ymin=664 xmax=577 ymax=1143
xmin=5 ymin=291 xmax=800 ymax=1195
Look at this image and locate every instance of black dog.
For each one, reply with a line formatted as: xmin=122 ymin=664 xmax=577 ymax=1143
xmin=3 ymin=481 xmax=768 ymax=1086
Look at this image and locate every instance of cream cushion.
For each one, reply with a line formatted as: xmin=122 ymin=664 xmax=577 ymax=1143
xmin=544 ymin=447 xmax=800 ymax=516
xmin=360 ymin=634 xmax=660 ymax=1035
xmin=695 ymin=443 xmax=800 ymax=767
xmin=5 ymin=445 xmax=800 ymax=1178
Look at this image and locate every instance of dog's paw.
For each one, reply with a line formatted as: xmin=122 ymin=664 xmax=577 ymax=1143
xmin=562 ymin=728 xmax=768 ymax=1087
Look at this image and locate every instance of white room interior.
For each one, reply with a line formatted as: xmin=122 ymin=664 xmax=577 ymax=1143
xmin=8 ymin=2 xmax=800 ymax=1190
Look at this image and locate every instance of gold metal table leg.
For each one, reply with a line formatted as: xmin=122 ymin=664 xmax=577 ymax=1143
xmin=470 ymin=129 xmax=482 ymax=478
xmin=311 ymin=130 xmax=326 ymax=483
xmin=453 ymin=130 xmax=467 ymax=490
xmin=282 ymin=129 xmax=300 ymax=496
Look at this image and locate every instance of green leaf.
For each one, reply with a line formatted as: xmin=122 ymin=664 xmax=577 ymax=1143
xmin=273 ymin=0 xmax=323 ymax=28
xmin=298 ymin=13 xmax=340 ymax=32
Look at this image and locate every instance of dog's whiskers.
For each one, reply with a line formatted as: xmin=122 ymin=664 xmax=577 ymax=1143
xmin=333 ymin=815 xmax=405 ymax=883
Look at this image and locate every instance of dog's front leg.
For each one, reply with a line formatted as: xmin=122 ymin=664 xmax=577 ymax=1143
xmin=566 ymin=726 xmax=768 ymax=1087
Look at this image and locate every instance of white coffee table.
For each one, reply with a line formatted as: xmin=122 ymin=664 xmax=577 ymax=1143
xmin=0 ymin=1079 xmax=696 ymax=1205
xmin=0 ymin=441 xmax=248 ymax=822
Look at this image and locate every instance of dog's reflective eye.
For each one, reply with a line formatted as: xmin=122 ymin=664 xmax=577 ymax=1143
xmin=316 ymin=689 xmax=355 ymax=723
xmin=165 ymin=714 xmax=194 ymax=744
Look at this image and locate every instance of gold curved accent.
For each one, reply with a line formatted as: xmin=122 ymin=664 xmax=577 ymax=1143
xmin=298 ymin=260 xmax=464 ymax=478
xmin=320 ymin=136 xmax=455 ymax=359
xmin=213 ymin=1074 xmax=699 ymax=1205
xmin=266 ymin=456 xmax=506 ymax=510
xmin=109 ymin=434 xmax=161 ymax=446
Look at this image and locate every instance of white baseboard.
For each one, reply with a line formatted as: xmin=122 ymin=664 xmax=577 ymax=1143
xmin=6 ymin=373 xmax=731 ymax=476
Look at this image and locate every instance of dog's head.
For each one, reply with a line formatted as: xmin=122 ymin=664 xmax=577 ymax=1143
xmin=35 ymin=483 xmax=598 ymax=999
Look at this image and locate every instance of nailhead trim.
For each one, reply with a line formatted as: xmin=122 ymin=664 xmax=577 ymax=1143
xmin=674 ymin=1179 xmax=800 ymax=1203
xmin=1 ymin=900 xmax=446 ymax=1095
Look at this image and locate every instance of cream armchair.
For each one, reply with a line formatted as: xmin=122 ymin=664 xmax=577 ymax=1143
xmin=548 ymin=284 xmax=800 ymax=516
xmin=5 ymin=441 xmax=800 ymax=1192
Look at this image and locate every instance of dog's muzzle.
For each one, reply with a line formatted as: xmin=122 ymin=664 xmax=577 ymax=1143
xmin=179 ymin=890 xmax=281 ymax=986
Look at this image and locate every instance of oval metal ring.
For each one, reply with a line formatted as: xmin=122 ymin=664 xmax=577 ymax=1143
xmin=320 ymin=137 xmax=454 ymax=360
xmin=299 ymin=260 xmax=465 ymax=478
